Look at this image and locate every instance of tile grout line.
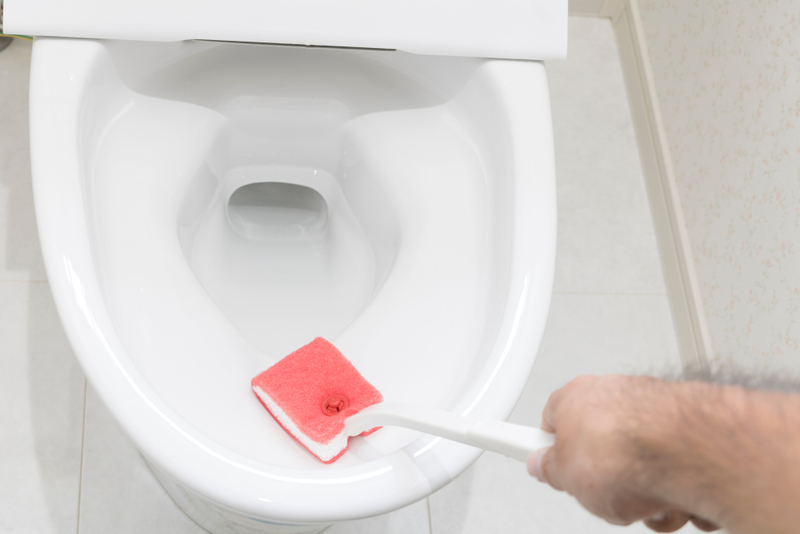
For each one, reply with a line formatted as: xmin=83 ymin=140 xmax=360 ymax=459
xmin=553 ymin=290 xmax=669 ymax=296
xmin=426 ymin=497 xmax=434 ymax=534
xmin=75 ymin=379 xmax=88 ymax=534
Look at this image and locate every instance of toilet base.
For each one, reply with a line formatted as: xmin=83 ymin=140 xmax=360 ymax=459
xmin=147 ymin=461 xmax=330 ymax=534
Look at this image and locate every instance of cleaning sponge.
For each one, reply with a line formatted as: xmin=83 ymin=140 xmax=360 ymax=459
xmin=251 ymin=337 xmax=383 ymax=463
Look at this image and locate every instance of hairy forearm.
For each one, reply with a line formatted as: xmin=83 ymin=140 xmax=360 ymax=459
xmin=621 ymin=379 xmax=800 ymax=532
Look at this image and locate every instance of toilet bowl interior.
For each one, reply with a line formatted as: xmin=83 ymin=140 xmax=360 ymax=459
xmin=83 ymin=41 xmax=516 ymax=469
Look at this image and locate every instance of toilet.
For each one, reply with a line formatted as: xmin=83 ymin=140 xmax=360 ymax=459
xmin=7 ymin=1 xmax=563 ymax=532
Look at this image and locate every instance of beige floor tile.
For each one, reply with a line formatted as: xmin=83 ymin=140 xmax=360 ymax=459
xmin=78 ymin=386 xmax=208 ymax=534
xmin=0 ymin=38 xmax=46 ymax=282
xmin=512 ymin=293 xmax=681 ymax=427
xmin=548 ymin=17 xmax=666 ymax=296
xmin=0 ymin=282 xmax=84 ymax=533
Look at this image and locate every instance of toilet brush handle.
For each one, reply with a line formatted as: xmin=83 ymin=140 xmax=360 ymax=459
xmin=466 ymin=419 xmax=555 ymax=462
xmin=344 ymin=402 xmax=555 ymax=462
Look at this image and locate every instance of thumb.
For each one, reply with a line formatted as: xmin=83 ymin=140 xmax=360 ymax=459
xmin=527 ymin=446 xmax=565 ymax=491
xmin=527 ymin=447 xmax=550 ymax=483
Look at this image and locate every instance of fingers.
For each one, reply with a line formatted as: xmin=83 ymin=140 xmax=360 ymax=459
xmin=526 ymin=448 xmax=548 ymax=482
xmin=643 ymin=510 xmax=690 ymax=532
xmin=690 ymin=516 xmax=721 ymax=532
xmin=642 ymin=511 xmax=720 ymax=532
xmin=535 ymin=376 xmax=601 ymax=491
xmin=532 ymin=376 xmax=723 ymax=533
xmin=527 ymin=447 xmax=563 ymax=490
xmin=540 ymin=387 xmax=562 ymax=432
xmin=541 ymin=375 xmax=598 ymax=432
xmin=527 ymin=446 xmax=566 ymax=491
xmin=538 ymin=445 xmax=566 ymax=491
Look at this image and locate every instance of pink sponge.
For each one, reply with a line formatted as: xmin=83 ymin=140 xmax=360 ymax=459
xmin=251 ymin=338 xmax=383 ymax=463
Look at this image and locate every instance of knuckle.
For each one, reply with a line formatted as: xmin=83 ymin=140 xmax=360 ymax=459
xmin=568 ymin=375 xmax=597 ymax=390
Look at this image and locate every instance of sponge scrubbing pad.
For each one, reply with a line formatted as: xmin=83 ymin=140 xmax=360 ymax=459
xmin=251 ymin=338 xmax=383 ymax=463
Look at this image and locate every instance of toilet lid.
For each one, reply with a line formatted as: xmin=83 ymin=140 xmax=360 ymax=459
xmin=2 ymin=0 xmax=566 ymax=60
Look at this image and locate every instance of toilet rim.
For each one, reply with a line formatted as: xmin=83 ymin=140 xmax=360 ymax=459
xmin=28 ymin=37 xmax=557 ymax=523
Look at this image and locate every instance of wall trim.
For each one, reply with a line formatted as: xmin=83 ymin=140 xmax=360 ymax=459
xmin=568 ymin=0 xmax=715 ymax=372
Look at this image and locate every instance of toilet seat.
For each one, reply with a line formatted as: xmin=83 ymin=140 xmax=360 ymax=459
xmin=29 ymin=37 xmax=556 ymax=531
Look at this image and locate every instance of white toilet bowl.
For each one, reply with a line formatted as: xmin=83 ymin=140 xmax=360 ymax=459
xmin=29 ymin=37 xmax=556 ymax=533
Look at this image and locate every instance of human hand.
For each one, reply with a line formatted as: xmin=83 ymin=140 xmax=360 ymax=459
xmin=526 ymin=375 xmax=719 ymax=532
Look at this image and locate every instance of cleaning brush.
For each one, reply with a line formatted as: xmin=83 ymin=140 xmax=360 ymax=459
xmin=251 ymin=337 xmax=554 ymax=463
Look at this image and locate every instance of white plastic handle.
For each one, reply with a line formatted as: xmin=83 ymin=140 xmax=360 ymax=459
xmin=344 ymin=402 xmax=555 ymax=462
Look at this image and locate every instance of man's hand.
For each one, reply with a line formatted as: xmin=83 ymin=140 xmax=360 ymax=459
xmin=525 ymin=375 xmax=800 ymax=533
xmin=527 ymin=375 xmax=718 ymax=531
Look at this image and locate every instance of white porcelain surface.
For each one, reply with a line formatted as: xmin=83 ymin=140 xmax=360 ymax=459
xmin=4 ymin=0 xmax=567 ymax=61
xmin=325 ymin=499 xmax=430 ymax=534
xmin=29 ymin=37 xmax=556 ymax=528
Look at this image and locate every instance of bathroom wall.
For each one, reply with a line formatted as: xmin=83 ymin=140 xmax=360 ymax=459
xmin=637 ymin=0 xmax=800 ymax=372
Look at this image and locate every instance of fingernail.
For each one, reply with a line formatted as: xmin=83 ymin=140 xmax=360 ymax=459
xmin=650 ymin=511 xmax=669 ymax=522
xmin=527 ymin=447 xmax=550 ymax=483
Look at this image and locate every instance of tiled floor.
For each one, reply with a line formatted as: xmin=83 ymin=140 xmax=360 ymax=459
xmin=0 ymin=17 xmax=694 ymax=534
